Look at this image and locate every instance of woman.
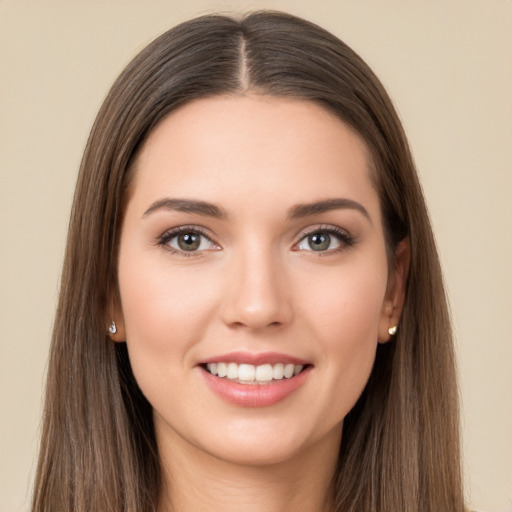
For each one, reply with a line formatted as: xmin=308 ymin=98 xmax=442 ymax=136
xmin=32 ymin=11 xmax=466 ymax=512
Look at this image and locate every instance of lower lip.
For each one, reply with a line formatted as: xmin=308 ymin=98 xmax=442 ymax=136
xmin=200 ymin=366 xmax=311 ymax=407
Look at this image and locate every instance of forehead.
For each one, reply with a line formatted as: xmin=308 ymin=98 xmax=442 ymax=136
xmin=129 ymin=95 xmax=379 ymax=218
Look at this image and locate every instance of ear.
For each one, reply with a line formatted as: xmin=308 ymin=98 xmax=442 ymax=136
xmin=106 ymin=289 xmax=126 ymax=343
xmin=378 ymin=237 xmax=410 ymax=343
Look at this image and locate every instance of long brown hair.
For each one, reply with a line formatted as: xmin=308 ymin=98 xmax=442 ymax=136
xmin=32 ymin=11 xmax=465 ymax=512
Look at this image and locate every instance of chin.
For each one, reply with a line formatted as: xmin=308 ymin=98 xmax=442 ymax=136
xmin=184 ymin=416 xmax=343 ymax=469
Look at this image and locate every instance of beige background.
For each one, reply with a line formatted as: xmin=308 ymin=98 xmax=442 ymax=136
xmin=1 ymin=1 xmax=511 ymax=511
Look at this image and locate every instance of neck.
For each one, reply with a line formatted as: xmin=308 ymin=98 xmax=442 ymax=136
xmin=156 ymin=426 xmax=340 ymax=512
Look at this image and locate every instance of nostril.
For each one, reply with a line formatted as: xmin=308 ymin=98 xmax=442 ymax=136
xmin=227 ymin=319 xmax=284 ymax=330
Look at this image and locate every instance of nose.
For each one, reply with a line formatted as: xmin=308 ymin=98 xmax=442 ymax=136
xmin=220 ymin=245 xmax=293 ymax=330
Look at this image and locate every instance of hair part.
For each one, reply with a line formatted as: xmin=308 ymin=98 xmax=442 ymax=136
xmin=33 ymin=11 xmax=465 ymax=512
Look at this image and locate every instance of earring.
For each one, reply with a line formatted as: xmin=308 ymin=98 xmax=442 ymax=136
xmin=388 ymin=325 xmax=397 ymax=336
xmin=108 ymin=320 xmax=117 ymax=335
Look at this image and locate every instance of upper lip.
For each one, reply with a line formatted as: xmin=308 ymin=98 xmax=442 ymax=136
xmin=199 ymin=351 xmax=310 ymax=366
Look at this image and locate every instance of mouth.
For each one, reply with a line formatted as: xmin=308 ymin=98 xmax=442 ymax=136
xmin=198 ymin=353 xmax=313 ymax=407
xmin=202 ymin=362 xmax=309 ymax=385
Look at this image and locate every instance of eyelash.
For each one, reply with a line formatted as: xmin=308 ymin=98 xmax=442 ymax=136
xmin=156 ymin=224 xmax=355 ymax=257
xmin=157 ymin=225 xmax=218 ymax=257
xmin=294 ymin=225 xmax=355 ymax=254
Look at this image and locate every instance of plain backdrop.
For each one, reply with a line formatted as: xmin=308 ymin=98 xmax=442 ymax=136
xmin=1 ymin=1 xmax=511 ymax=511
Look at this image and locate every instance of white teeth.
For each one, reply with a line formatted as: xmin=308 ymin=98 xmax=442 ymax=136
xmin=283 ymin=364 xmax=295 ymax=378
xmin=217 ymin=362 xmax=227 ymax=377
xmin=205 ymin=362 xmax=306 ymax=383
xmin=238 ymin=363 xmax=255 ymax=381
xmin=227 ymin=362 xmax=238 ymax=379
xmin=272 ymin=363 xmax=284 ymax=380
xmin=255 ymin=364 xmax=273 ymax=382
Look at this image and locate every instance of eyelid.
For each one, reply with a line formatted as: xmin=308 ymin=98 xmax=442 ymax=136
xmin=156 ymin=223 xmax=354 ymax=256
xmin=157 ymin=225 xmax=221 ymax=255
xmin=292 ymin=224 xmax=355 ymax=252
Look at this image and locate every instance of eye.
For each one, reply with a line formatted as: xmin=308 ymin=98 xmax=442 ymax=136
xmin=158 ymin=227 xmax=219 ymax=255
xmin=294 ymin=227 xmax=354 ymax=253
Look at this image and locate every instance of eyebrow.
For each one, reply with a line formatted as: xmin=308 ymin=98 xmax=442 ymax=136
xmin=142 ymin=197 xmax=371 ymax=224
xmin=287 ymin=198 xmax=372 ymax=224
xmin=142 ymin=198 xmax=227 ymax=219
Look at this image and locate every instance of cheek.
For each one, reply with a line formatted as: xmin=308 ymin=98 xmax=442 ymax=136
xmin=116 ymin=254 xmax=224 ymax=417
xmin=117 ymin=249 xmax=221 ymax=367
xmin=299 ymin=259 xmax=387 ymax=398
xmin=302 ymin=261 xmax=387 ymax=342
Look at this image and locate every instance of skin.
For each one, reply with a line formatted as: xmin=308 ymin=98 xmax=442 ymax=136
xmin=111 ymin=95 xmax=408 ymax=512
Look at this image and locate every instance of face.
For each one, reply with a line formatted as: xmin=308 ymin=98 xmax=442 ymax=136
xmin=113 ymin=95 xmax=406 ymax=467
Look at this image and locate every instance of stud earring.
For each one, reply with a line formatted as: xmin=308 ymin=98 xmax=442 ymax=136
xmin=108 ymin=320 xmax=117 ymax=335
xmin=388 ymin=325 xmax=397 ymax=336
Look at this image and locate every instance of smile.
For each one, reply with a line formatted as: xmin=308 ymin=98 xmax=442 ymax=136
xmin=200 ymin=354 xmax=312 ymax=407
xmin=205 ymin=362 xmax=304 ymax=384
